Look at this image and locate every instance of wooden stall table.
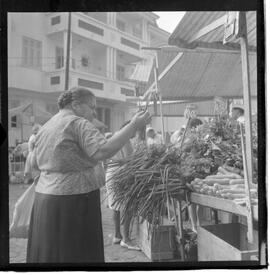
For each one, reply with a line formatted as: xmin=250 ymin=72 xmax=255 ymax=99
xmin=188 ymin=192 xmax=258 ymax=261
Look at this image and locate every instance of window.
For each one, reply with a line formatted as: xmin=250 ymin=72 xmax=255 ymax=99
xmin=116 ymin=65 xmax=125 ymax=81
xmin=133 ymin=22 xmax=142 ymax=38
xmin=22 ymin=36 xmax=42 ymax=69
xmin=78 ymin=20 xmax=104 ymax=36
xmin=50 ymin=76 xmax=60 ymax=85
xmin=78 ymin=78 xmax=103 ymax=90
xmin=104 ymin=108 xmax=111 ymax=130
xmin=81 ymin=55 xmax=90 ymax=67
xmin=121 ymin=88 xmax=135 ymax=97
xmin=51 ymin=16 xmax=61 ymax=25
xmin=11 ymin=115 xmax=17 ymax=128
xmin=55 ymin=47 xmax=64 ymax=69
xmin=72 ymin=58 xmax=76 ymax=69
xmin=96 ymin=107 xmax=103 ymax=122
xmin=116 ymin=19 xmax=126 ymax=32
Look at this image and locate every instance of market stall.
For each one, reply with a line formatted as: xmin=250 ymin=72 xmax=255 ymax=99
xmin=167 ymin=11 xmax=258 ymax=259
xmin=111 ymin=11 xmax=259 ymax=262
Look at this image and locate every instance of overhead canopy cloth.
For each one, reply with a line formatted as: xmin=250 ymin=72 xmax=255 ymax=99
xmin=143 ymin=49 xmax=257 ymax=101
xmin=141 ymin=11 xmax=257 ymax=101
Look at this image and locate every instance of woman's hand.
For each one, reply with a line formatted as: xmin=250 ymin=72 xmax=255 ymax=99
xmin=91 ymin=110 xmax=151 ymax=162
xmin=131 ymin=110 xmax=151 ymax=130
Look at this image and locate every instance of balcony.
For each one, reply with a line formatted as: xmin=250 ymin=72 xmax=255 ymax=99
xmin=46 ymin=13 xmax=146 ymax=59
xmin=71 ymin=33 xmax=107 ymax=78
xmin=116 ymin=12 xmax=143 ymax=40
xmin=116 ymin=49 xmax=141 ymax=83
xmin=45 ymin=13 xmax=68 ymax=35
xmin=45 ymin=69 xmax=135 ymax=102
xmin=82 ymin=12 xmax=107 ymax=24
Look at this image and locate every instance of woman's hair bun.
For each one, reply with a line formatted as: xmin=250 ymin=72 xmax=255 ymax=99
xmin=57 ymin=91 xmax=73 ymax=109
xmin=57 ymin=87 xmax=95 ymax=109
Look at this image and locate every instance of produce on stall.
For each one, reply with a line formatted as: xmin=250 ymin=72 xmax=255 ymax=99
xmin=107 ymin=143 xmax=187 ymax=235
xmin=108 ymin=114 xmax=258 ymax=232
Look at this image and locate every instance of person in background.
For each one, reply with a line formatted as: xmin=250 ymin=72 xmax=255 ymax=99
xmin=28 ymin=124 xmax=42 ymax=153
xmin=27 ymin=87 xmax=150 ymax=263
xmin=231 ymin=104 xmax=245 ymax=123
xmin=146 ymin=127 xmax=162 ymax=147
xmin=165 ymin=131 xmax=171 ymax=144
xmin=170 ymin=125 xmax=186 ymax=144
xmin=189 ymin=118 xmax=203 ymax=129
xmin=24 ymin=124 xmax=41 ymax=183
xmin=105 ymin=123 xmax=140 ymax=251
xmin=131 ymin=125 xmax=147 ymax=151
xmin=183 ymin=118 xmax=203 ymax=233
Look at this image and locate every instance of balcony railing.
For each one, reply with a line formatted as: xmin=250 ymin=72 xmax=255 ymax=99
xmin=82 ymin=12 xmax=107 ymax=24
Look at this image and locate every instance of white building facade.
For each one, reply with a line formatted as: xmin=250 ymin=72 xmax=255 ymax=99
xmin=8 ymin=12 xmax=169 ymax=146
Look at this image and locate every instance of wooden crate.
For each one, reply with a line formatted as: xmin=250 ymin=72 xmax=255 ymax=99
xmin=198 ymin=223 xmax=258 ymax=261
xmin=136 ymin=219 xmax=177 ymax=261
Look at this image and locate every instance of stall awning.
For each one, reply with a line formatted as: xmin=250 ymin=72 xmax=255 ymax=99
xmin=9 ymin=102 xmax=52 ymax=124
xmin=168 ymin=11 xmax=256 ymax=51
xmin=9 ymin=102 xmax=33 ymax=115
xmin=128 ymin=59 xmax=154 ymax=83
xmin=143 ymin=48 xmax=256 ymax=101
xmin=138 ymin=11 xmax=257 ymax=101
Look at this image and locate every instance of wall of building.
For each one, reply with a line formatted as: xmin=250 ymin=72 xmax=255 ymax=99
xmin=7 ymin=12 xmax=171 ymax=146
xmin=72 ymin=38 xmax=107 ymax=77
xmin=8 ymin=13 xmax=48 ymax=92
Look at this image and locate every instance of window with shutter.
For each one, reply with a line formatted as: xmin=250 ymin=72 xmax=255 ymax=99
xmin=116 ymin=65 xmax=125 ymax=81
xmin=11 ymin=116 xmax=17 ymax=128
xmin=22 ymin=36 xmax=42 ymax=69
xmin=116 ymin=19 xmax=126 ymax=32
xmin=55 ymin=47 xmax=64 ymax=69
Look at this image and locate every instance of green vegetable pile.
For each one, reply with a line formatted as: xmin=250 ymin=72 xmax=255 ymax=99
xmin=108 ymin=115 xmax=258 ymax=229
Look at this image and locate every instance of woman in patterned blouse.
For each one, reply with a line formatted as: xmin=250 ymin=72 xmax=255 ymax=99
xmin=27 ymin=86 xmax=151 ymax=263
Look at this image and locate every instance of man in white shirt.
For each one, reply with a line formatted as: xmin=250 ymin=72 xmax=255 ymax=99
xmin=146 ymin=127 xmax=162 ymax=147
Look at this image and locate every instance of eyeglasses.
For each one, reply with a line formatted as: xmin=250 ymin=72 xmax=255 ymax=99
xmin=82 ymin=102 xmax=96 ymax=110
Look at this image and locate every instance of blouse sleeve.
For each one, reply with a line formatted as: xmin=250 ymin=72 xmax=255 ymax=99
xmin=73 ymin=118 xmax=107 ymax=159
xmin=28 ymin=135 xmax=36 ymax=152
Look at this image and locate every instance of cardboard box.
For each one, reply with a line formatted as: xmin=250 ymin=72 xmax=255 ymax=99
xmin=198 ymin=223 xmax=258 ymax=261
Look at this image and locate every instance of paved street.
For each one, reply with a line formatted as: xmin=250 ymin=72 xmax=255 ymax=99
xmin=9 ymin=183 xmax=150 ymax=263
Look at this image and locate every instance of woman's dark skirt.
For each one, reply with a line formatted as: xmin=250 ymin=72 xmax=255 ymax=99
xmin=27 ymin=189 xmax=104 ymax=263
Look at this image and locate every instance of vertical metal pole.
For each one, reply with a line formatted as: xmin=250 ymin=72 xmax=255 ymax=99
xmin=65 ymin=12 xmax=72 ymax=90
xmin=239 ymin=12 xmax=254 ymax=184
xmin=153 ymin=52 xmax=165 ymax=143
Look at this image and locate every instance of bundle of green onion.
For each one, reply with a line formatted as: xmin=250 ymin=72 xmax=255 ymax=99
xmin=107 ymin=145 xmax=186 ymax=233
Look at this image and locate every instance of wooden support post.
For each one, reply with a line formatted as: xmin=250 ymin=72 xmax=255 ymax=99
xmin=176 ymin=200 xmax=185 ymax=260
xmin=238 ymin=12 xmax=254 ymax=243
xmin=153 ymin=53 xmax=165 ymax=143
xmin=239 ymin=12 xmax=254 ymax=184
xmin=240 ymin=123 xmax=254 ymax=243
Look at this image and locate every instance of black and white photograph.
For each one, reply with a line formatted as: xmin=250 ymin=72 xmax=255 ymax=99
xmin=0 ymin=0 xmax=267 ymax=270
